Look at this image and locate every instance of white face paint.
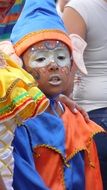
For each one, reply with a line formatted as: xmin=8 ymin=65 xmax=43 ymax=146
xmin=27 ymin=41 xmax=72 ymax=68
xmin=28 ymin=47 xmax=72 ymax=68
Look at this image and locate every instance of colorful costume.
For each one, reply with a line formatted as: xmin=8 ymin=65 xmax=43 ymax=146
xmin=13 ymin=105 xmax=104 ymax=190
xmin=0 ymin=0 xmax=25 ymax=40
xmin=0 ymin=52 xmax=49 ymax=122
xmin=0 ymin=51 xmax=49 ymax=189
xmin=10 ymin=0 xmax=104 ymax=189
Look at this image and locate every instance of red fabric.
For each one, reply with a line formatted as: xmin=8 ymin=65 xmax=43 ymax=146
xmin=0 ymin=0 xmax=15 ymax=19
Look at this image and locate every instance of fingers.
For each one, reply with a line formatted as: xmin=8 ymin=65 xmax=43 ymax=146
xmin=58 ymin=94 xmax=90 ymax=123
xmin=75 ymin=103 xmax=90 ymax=123
xmin=58 ymin=94 xmax=77 ymax=112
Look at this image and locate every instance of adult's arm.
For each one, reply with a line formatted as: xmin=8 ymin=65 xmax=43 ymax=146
xmin=62 ymin=5 xmax=86 ymax=39
xmin=61 ymin=4 xmax=89 ymax=122
xmin=58 ymin=0 xmax=70 ymax=12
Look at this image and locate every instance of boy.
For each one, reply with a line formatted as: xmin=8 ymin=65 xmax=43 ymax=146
xmin=10 ymin=0 xmax=104 ymax=189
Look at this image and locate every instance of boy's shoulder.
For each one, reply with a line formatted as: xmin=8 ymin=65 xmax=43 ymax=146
xmin=62 ymin=104 xmax=105 ymax=137
xmin=61 ymin=105 xmax=105 ymax=158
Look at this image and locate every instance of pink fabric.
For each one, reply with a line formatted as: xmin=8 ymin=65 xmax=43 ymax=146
xmin=69 ymin=34 xmax=87 ymax=75
xmin=0 ymin=41 xmax=23 ymax=67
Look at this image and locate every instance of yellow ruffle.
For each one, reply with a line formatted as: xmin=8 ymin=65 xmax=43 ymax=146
xmin=0 ymin=53 xmax=49 ymax=123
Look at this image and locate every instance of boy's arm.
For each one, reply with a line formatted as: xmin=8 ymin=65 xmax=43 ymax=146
xmin=13 ymin=125 xmax=49 ymax=190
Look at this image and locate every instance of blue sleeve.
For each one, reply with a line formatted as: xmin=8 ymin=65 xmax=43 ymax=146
xmin=12 ymin=125 xmax=49 ymax=190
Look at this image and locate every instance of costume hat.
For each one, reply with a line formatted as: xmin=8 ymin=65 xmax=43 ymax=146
xmin=11 ymin=0 xmax=87 ymax=74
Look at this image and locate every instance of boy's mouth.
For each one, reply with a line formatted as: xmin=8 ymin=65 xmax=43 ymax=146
xmin=48 ymin=74 xmax=62 ymax=86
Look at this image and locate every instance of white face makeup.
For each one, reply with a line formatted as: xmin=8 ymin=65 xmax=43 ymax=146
xmin=27 ymin=41 xmax=72 ymax=68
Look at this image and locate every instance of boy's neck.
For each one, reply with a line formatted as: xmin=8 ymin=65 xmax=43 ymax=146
xmin=46 ymin=99 xmax=64 ymax=117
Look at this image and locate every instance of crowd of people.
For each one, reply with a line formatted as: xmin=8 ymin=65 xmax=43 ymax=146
xmin=0 ymin=0 xmax=107 ymax=190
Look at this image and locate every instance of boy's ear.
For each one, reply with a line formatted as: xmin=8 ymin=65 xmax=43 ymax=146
xmin=34 ymin=71 xmax=40 ymax=80
xmin=69 ymin=34 xmax=88 ymax=75
xmin=24 ymin=66 xmax=40 ymax=81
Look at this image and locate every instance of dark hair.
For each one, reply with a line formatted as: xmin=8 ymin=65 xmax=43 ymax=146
xmin=55 ymin=0 xmax=58 ymax=3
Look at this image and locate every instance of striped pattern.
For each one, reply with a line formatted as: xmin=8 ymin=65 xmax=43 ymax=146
xmin=0 ymin=0 xmax=25 ymax=41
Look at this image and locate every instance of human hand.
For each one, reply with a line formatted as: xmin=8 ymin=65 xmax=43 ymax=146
xmin=58 ymin=94 xmax=90 ymax=123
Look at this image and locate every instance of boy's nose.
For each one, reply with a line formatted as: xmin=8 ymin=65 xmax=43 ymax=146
xmin=48 ymin=61 xmax=59 ymax=71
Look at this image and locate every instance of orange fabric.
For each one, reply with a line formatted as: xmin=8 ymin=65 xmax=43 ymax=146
xmin=34 ymin=147 xmax=65 ymax=190
xmin=84 ymin=142 xmax=103 ymax=190
xmin=62 ymin=106 xmax=103 ymax=190
xmin=61 ymin=105 xmax=104 ymax=159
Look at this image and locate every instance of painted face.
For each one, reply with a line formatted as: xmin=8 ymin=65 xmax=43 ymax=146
xmin=23 ymin=40 xmax=73 ymax=97
xmin=27 ymin=40 xmax=72 ymax=68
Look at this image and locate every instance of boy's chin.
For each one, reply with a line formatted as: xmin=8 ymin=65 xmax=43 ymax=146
xmin=45 ymin=91 xmax=62 ymax=99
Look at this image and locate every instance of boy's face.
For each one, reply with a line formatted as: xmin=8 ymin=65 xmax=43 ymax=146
xmin=22 ymin=40 xmax=73 ymax=97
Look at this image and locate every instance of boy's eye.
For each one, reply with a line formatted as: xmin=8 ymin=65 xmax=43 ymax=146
xmin=57 ymin=56 xmax=65 ymax=60
xmin=36 ymin=57 xmax=46 ymax=62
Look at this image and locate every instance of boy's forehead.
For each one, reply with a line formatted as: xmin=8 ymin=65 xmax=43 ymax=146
xmin=29 ymin=40 xmax=69 ymax=51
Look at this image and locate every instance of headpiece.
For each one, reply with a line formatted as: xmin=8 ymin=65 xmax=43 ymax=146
xmin=11 ymin=0 xmax=87 ymax=74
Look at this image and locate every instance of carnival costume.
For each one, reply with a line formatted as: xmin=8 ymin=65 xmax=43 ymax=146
xmin=13 ymin=106 xmax=103 ymax=190
xmin=10 ymin=0 xmax=104 ymax=189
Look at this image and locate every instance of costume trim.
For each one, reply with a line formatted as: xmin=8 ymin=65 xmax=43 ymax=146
xmin=13 ymin=30 xmax=72 ymax=56
xmin=0 ymin=78 xmax=35 ymax=102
